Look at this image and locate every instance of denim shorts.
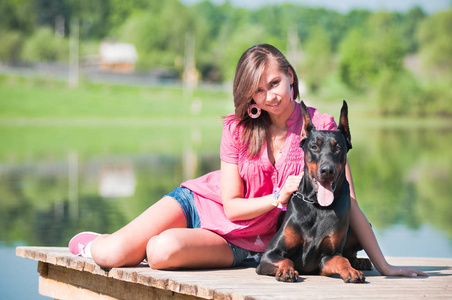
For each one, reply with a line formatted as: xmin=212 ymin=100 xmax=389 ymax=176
xmin=165 ymin=187 xmax=260 ymax=267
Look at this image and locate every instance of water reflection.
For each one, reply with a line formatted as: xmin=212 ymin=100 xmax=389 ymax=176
xmin=0 ymin=126 xmax=451 ymax=255
xmin=0 ymin=151 xmax=219 ymax=247
xmin=348 ymin=127 xmax=452 ymax=243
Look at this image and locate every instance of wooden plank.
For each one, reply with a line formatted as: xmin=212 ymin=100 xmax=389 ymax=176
xmin=39 ymin=276 xmax=118 ymax=300
xmin=17 ymin=247 xmax=452 ymax=300
xmin=40 ymin=262 xmax=202 ymax=300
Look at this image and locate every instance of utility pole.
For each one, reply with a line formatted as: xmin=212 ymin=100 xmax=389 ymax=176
xmin=287 ymin=25 xmax=303 ymax=72
xmin=69 ymin=18 xmax=79 ymax=88
xmin=183 ymin=33 xmax=197 ymax=101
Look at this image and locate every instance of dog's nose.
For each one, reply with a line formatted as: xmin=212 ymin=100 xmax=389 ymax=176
xmin=320 ymin=164 xmax=336 ymax=178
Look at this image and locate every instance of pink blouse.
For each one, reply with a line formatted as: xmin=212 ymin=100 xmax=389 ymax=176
xmin=181 ymin=102 xmax=337 ymax=252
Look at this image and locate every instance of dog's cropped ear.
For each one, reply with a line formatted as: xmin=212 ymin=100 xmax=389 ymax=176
xmin=300 ymin=101 xmax=315 ymax=148
xmin=337 ymin=100 xmax=352 ymax=151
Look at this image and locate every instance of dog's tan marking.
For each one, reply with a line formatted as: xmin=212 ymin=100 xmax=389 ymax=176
xmin=284 ymin=225 xmax=304 ymax=249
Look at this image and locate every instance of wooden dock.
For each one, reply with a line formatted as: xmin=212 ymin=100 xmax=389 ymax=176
xmin=17 ymin=246 xmax=451 ymax=299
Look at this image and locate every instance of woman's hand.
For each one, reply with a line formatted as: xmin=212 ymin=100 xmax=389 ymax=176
xmin=279 ymin=175 xmax=302 ymax=204
xmin=380 ymin=264 xmax=428 ymax=277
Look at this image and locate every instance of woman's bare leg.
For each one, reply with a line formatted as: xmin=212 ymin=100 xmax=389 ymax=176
xmin=90 ymin=196 xmax=187 ymax=267
xmin=146 ymin=228 xmax=234 ymax=270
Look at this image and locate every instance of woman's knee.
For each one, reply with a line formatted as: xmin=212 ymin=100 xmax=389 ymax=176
xmin=91 ymin=237 xmax=142 ymax=268
xmin=90 ymin=238 xmax=121 ymax=267
xmin=146 ymin=230 xmax=184 ymax=269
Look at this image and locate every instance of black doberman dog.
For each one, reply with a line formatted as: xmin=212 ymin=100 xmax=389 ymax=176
xmin=256 ymin=100 xmax=371 ymax=283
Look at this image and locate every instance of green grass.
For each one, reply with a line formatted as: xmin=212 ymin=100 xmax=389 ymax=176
xmin=0 ymin=75 xmax=232 ymax=119
xmin=0 ymin=75 xmax=232 ymax=161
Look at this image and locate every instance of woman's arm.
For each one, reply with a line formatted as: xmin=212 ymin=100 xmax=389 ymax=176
xmin=221 ymin=161 xmax=301 ymax=221
xmin=346 ymin=161 xmax=427 ymax=277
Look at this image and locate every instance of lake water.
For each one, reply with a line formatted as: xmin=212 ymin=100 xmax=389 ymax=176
xmin=1 ymin=121 xmax=451 ymax=299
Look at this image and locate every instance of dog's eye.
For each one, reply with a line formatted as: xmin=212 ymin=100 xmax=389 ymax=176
xmin=310 ymin=144 xmax=319 ymax=151
xmin=330 ymin=142 xmax=342 ymax=152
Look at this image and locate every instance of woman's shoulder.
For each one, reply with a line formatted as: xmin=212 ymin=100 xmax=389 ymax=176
xmin=224 ymin=113 xmax=237 ymax=125
xmin=223 ymin=114 xmax=242 ymax=134
xmin=307 ymin=106 xmax=337 ymax=131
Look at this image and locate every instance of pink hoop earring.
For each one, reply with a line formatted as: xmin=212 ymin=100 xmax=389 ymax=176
xmin=248 ymin=104 xmax=261 ymax=119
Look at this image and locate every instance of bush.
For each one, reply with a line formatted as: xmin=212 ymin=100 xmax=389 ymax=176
xmin=376 ymin=71 xmax=452 ymax=117
xmin=423 ymin=80 xmax=452 ymax=116
xmin=0 ymin=30 xmax=25 ymax=64
xmin=22 ymin=26 xmax=69 ymax=63
xmin=375 ymin=69 xmax=423 ymax=115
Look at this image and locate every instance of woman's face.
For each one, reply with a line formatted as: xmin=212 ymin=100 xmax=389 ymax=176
xmin=252 ymin=59 xmax=294 ymax=118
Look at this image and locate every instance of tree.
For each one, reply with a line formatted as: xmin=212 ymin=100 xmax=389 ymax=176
xmin=417 ymin=9 xmax=452 ymax=76
xmin=118 ymin=0 xmax=196 ymax=72
xmin=0 ymin=0 xmax=34 ymax=34
xmin=34 ymin=0 xmax=70 ymax=35
xmin=366 ymin=12 xmax=405 ymax=75
xmin=401 ymin=6 xmax=426 ymax=53
xmin=67 ymin=0 xmax=112 ymax=39
xmin=219 ymin=24 xmax=268 ymax=81
xmin=343 ymin=9 xmax=372 ymax=30
xmin=338 ymin=12 xmax=405 ymax=91
xmin=192 ymin=0 xmax=256 ymax=81
xmin=302 ymin=26 xmax=332 ymax=93
xmin=338 ymin=29 xmax=373 ymax=91
xmin=0 ymin=30 xmax=25 ymax=64
xmin=107 ymin=0 xmax=150 ymax=35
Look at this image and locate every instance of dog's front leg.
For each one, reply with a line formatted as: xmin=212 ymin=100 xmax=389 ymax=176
xmin=273 ymin=257 xmax=299 ymax=282
xmin=257 ymin=251 xmax=299 ymax=282
xmin=256 ymin=222 xmax=303 ymax=282
xmin=320 ymin=255 xmax=365 ymax=283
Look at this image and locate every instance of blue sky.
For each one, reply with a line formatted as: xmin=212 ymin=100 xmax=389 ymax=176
xmin=182 ymin=0 xmax=451 ymax=14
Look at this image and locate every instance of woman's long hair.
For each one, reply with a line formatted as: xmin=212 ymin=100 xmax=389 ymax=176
xmin=232 ymin=44 xmax=299 ymax=158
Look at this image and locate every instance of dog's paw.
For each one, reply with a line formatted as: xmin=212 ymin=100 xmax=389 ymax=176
xmin=341 ymin=268 xmax=365 ymax=283
xmin=275 ymin=267 xmax=299 ymax=282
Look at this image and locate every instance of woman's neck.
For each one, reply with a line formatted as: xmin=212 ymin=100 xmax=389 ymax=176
xmin=269 ymin=100 xmax=296 ymax=130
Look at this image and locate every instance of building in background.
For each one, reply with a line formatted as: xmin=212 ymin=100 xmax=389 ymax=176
xmin=99 ymin=41 xmax=138 ymax=73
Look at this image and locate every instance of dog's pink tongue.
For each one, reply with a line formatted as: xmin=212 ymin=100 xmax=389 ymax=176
xmin=317 ymin=181 xmax=334 ymax=207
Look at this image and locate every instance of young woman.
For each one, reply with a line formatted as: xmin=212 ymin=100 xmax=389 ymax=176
xmin=69 ymin=44 xmax=426 ymax=277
